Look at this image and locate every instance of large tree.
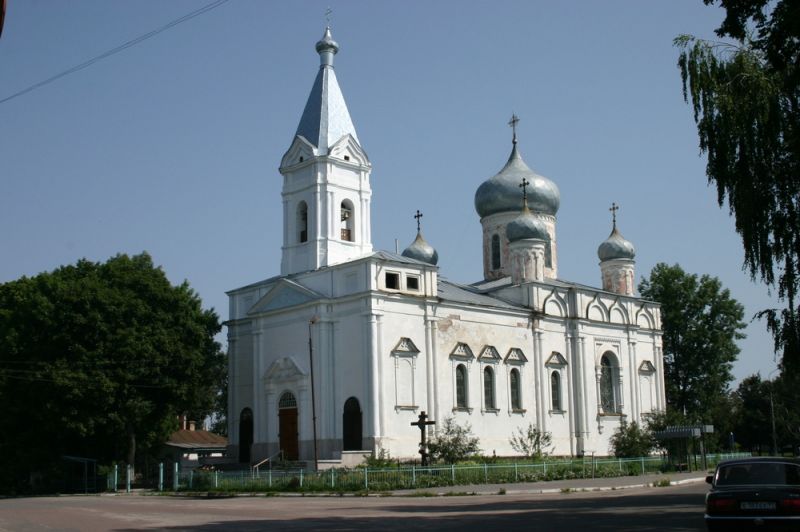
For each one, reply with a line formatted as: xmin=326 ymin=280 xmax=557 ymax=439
xmin=0 ymin=253 xmax=224 ymax=492
xmin=676 ymin=0 xmax=800 ymax=374
xmin=639 ymin=263 xmax=746 ymax=419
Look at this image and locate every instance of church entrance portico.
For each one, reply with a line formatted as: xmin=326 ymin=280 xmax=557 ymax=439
xmin=278 ymin=392 xmax=299 ymax=460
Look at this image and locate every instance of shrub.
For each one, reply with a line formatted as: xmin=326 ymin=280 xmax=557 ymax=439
xmin=427 ymin=417 xmax=481 ymax=464
xmin=610 ymin=421 xmax=655 ymax=457
xmin=509 ymin=423 xmax=553 ymax=459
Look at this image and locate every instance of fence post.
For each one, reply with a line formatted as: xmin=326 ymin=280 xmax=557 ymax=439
xmin=515 ymin=463 xmax=518 ymax=482
xmin=126 ymin=464 xmax=132 ymax=493
xmin=158 ymin=463 xmax=164 ymax=491
xmin=544 ymin=461 xmax=548 ymax=475
xmin=331 ymin=468 xmax=335 ymax=489
xmin=189 ymin=470 xmax=193 ymax=489
xmin=300 ymin=469 xmax=304 ymax=488
xmin=214 ymin=470 xmax=219 ymax=488
xmin=641 ymin=457 xmax=645 ymax=475
xmin=451 ymin=464 xmax=455 ymax=484
xmin=412 ymin=465 xmax=416 ymax=487
xmin=113 ymin=464 xmax=118 ymax=492
xmin=268 ymin=469 xmax=272 ymax=488
xmin=364 ymin=468 xmax=368 ymax=490
xmin=484 ymin=463 xmax=488 ymax=483
xmin=618 ymin=458 xmax=622 ymax=473
xmin=173 ymin=462 xmax=179 ymax=491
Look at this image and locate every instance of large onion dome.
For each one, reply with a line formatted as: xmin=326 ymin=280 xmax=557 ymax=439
xmin=402 ymin=232 xmax=439 ymax=265
xmin=597 ymin=227 xmax=635 ymax=261
xmin=475 ymin=142 xmax=560 ymax=218
xmin=507 ymin=206 xmax=549 ymax=242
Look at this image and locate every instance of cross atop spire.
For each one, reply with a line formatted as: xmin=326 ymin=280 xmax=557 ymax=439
xmin=325 ymin=6 xmax=332 ymax=25
xmin=519 ymin=177 xmax=530 ymax=209
xmin=609 ymin=202 xmax=619 ymax=229
xmin=508 ymin=113 xmax=520 ymax=145
xmin=414 ymin=210 xmax=423 ymax=233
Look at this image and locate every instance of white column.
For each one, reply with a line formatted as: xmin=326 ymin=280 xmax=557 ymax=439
xmin=579 ymin=336 xmax=590 ymax=434
xmin=628 ymin=338 xmax=640 ymax=422
xmin=228 ymin=338 xmax=237 ymax=444
xmin=535 ymin=331 xmax=546 ymax=432
xmin=251 ymin=331 xmax=263 ymax=443
xmin=366 ymin=313 xmax=382 ymax=445
xmin=564 ymin=333 xmax=576 ymax=456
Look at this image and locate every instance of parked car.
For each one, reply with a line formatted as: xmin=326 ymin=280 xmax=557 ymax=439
xmin=705 ymin=457 xmax=800 ymax=531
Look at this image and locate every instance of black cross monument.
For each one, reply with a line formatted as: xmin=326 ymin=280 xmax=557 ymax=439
xmin=411 ymin=411 xmax=436 ymax=466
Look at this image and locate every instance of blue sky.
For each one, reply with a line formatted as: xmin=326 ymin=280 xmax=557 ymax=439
xmin=0 ymin=1 xmax=781 ymax=383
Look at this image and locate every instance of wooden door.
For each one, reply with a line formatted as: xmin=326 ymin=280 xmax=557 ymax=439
xmin=279 ymin=407 xmax=299 ymax=460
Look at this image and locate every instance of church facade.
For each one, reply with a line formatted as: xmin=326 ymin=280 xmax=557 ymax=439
xmin=226 ymin=27 xmax=665 ymax=464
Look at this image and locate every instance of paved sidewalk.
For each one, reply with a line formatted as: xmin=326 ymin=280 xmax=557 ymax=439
xmin=391 ymin=471 xmax=708 ymax=496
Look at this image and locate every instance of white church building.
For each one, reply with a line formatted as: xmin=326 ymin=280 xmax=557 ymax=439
xmin=226 ymin=27 xmax=665 ymax=464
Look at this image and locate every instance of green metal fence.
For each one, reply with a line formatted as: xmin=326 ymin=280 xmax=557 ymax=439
xmin=160 ymin=452 xmax=749 ymax=493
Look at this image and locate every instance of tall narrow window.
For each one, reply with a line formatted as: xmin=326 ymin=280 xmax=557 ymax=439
xmin=600 ymin=353 xmax=621 ymax=414
xmin=456 ymin=364 xmax=467 ymax=408
xmin=341 ymin=200 xmax=354 ymax=241
xmin=483 ymin=366 xmax=495 ymax=410
xmin=510 ymin=368 xmax=521 ymax=411
xmin=544 ymin=234 xmax=553 ymax=268
xmin=491 ymin=234 xmax=501 ymax=270
xmin=551 ymin=371 xmax=562 ymax=411
xmin=297 ymin=201 xmax=308 ymax=243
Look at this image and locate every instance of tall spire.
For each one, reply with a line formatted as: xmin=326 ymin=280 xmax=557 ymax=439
xmin=295 ymin=26 xmax=359 ymax=154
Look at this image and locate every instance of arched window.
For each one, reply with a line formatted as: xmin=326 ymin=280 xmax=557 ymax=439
xmin=343 ymin=397 xmax=362 ymax=451
xmin=340 ymin=200 xmax=354 ymax=241
xmin=455 ymin=364 xmax=467 ymax=408
xmin=510 ymin=368 xmax=521 ymax=411
xmin=297 ymin=201 xmax=308 ymax=243
xmin=600 ymin=353 xmax=621 ymax=414
xmin=491 ymin=234 xmax=501 ymax=270
xmin=551 ymin=371 xmax=562 ymax=411
xmin=483 ymin=366 xmax=495 ymax=410
xmin=544 ymin=234 xmax=553 ymax=268
xmin=238 ymin=407 xmax=253 ymax=463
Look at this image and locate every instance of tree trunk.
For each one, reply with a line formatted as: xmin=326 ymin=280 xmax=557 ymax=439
xmin=126 ymin=424 xmax=136 ymax=471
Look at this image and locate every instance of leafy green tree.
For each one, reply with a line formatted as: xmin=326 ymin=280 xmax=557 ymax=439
xmin=732 ymin=372 xmax=800 ymax=453
xmin=609 ymin=421 xmax=655 ymax=458
xmin=675 ymin=0 xmax=800 ymax=375
xmin=639 ymin=264 xmax=746 ymax=419
xmin=426 ymin=417 xmax=480 ymax=464
xmin=0 ymin=253 xmax=224 ymax=492
xmin=509 ymin=423 xmax=552 ymax=460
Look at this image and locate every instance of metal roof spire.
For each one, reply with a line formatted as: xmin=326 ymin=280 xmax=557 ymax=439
xmin=295 ymin=26 xmax=359 ymax=154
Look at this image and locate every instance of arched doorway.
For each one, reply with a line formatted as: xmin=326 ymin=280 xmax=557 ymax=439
xmin=278 ymin=392 xmax=299 ymax=460
xmin=342 ymin=397 xmax=362 ymax=451
xmin=238 ymin=408 xmax=253 ymax=464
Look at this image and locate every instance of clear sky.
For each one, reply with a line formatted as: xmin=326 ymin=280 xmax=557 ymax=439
xmin=0 ymin=1 xmax=782 ymax=383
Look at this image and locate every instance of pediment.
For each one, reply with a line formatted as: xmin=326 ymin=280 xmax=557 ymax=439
xmin=280 ymin=135 xmax=318 ymax=170
xmin=545 ymin=351 xmax=568 ymax=366
xmin=449 ymin=342 xmax=474 ymax=360
xmin=328 ymin=134 xmax=370 ymax=166
xmin=264 ymin=356 xmax=307 ymax=383
xmin=247 ymin=279 xmax=322 ymax=315
xmin=638 ymin=360 xmax=657 ymax=374
xmin=504 ymin=348 xmax=528 ymax=365
xmin=478 ymin=345 xmax=501 ymax=362
xmin=391 ymin=337 xmax=420 ymax=357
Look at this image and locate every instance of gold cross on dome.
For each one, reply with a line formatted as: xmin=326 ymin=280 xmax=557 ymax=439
xmin=519 ymin=178 xmax=530 ymax=206
xmin=414 ymin=210 xmax=423 ymax=232
xmin=609 ymin=202 xmax=619 ymax=228
xmin=508 ymin=113 xmax=520 ymax=143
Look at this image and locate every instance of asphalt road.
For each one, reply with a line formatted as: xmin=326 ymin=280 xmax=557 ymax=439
xmin=0 ymin=482 xmax=709 ymax=531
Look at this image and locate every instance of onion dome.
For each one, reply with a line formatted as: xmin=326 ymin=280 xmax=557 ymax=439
xmin=402 ymin=232 xmax=439 ymax=265
xmin=475 ymin=142 xmax=560 ymax=218
xmin=315 ymin=26 xmax=339 ymax=57
xmin=507 ymin=206 xmax=549 ymax=242
xmin=597 ymin=226 xmax=635 ymax=261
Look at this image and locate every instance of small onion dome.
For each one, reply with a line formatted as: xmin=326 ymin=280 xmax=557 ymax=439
xmin=506 ymin=207 xmax=549 ymax=242
xmin=597 ymin=227 xmax=636 ymax=261
xmin=402 ymin=232 xmax=439 ymax=265
xmin=475 ymin=143 xmax=560 ymax=218
xmin=316 ymin=26 xmax=339 ymax=55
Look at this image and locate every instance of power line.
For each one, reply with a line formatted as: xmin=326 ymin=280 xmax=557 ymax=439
xmin=0 ymin=0 xmax=230 ymax=106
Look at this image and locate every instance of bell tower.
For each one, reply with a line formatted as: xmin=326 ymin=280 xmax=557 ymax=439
xmin=279 ymin=27 xmax=373 ymax=275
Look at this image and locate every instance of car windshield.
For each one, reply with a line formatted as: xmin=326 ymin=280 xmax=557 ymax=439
xmin=716 ymin=462 xmax=800 ymax=486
